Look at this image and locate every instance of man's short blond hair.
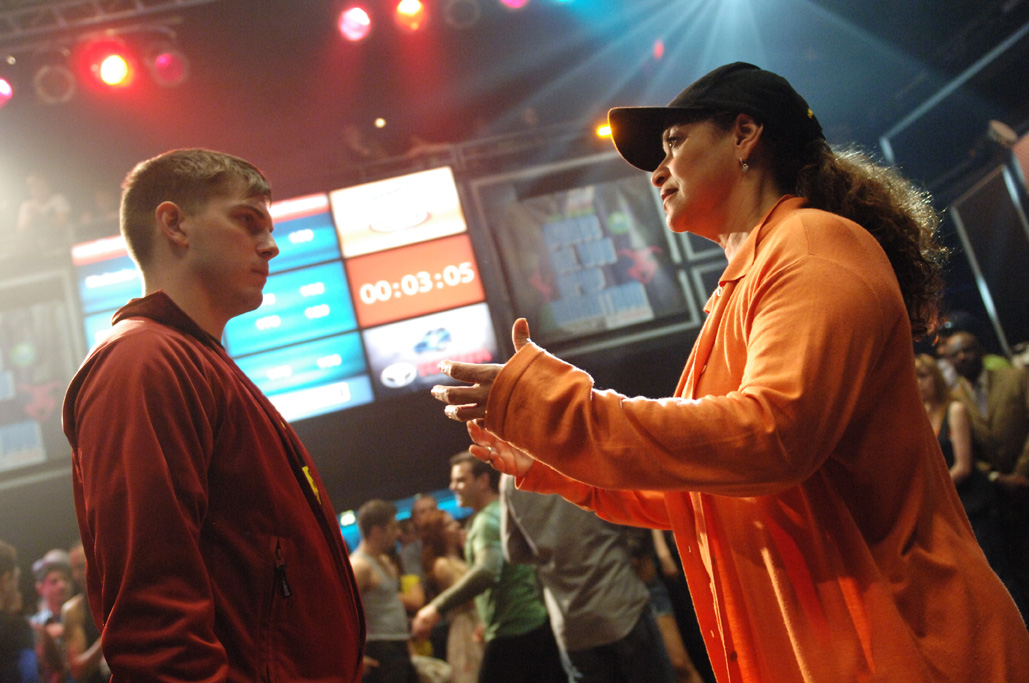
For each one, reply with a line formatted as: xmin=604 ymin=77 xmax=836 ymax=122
xmin=120 ymin=148 xmax=270 ymax=267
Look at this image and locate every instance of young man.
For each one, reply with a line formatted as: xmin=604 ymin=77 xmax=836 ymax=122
xmin=351 ymin=500 xmax=420 ymax=683
xmin=411 ymin=453 xmax=565 ymax=683
xmin=62 ymin=149 xmax=364 ymax=682
xmin=30 ymin=551 xmax=72 ymax=682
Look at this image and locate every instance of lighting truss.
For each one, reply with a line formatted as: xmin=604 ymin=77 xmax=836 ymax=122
xmin=0 ymin=0 xmax=223 ymax=44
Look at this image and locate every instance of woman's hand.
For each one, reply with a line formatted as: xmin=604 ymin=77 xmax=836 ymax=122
xmin=432 ymin=318 xmax=531 ymax=422
xmin=467 ymin=420 xmax=535 ymax=478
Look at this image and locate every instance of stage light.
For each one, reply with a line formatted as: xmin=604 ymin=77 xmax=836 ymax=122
xmin=596 ymin=123 xmax=611 ymax=138
xmin=145 ymin=40 xmax=189 ymax=87
xmin=498 ymin=0 xmax=530 ymax=10
xmin=81 ymin=38 xmax=136 ymax=89
xmin=444 ymin=0 xmax=481 ymax=29
xmin=394 ymin=0 xmax=428 ymax=32
xmin=0 ymin=77 xmax=12 ymax=109
xmin=32 ymin=47 xmax=76 ymax=105
xmin=99 ymin=54 xmax=131 ymax=86
xmin=339 ymin=5 xmax=373 ymax=42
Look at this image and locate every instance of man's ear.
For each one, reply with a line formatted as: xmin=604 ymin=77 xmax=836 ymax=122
xmin=155 ymin=201 xmax=189 ymax=248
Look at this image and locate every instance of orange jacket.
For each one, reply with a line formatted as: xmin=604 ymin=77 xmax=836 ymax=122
xmin=488 ymin=197 xmax=1029 ymax=682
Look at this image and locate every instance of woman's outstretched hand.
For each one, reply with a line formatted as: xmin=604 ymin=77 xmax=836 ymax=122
xmin=431 ymin=318 xmax=532 ymax=422
xmin=467 ymin=419 xmax=535 ymax=478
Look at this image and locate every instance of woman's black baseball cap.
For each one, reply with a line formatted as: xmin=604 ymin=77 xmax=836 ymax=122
xmin=608 ymin=62 xmax=825 ymax=172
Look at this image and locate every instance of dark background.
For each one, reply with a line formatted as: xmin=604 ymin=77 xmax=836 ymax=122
xmin=1 ymin=0 xmax=1027 ymax=592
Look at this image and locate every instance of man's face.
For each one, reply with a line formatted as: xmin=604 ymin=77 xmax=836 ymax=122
xmin=943 ymin=332 xmax=983 ymax=382
xmin=181 ymin=185 xmax=278 ymax=322
xmin=450 ymin=462 xmax=484 ymax=511
xmin=373 ymin=518 xmax=400 ymax=551
xmin=411 ymin=496 xmax=438 ymax=531
xmin=36 ymin=569 xmax=71 ymax=611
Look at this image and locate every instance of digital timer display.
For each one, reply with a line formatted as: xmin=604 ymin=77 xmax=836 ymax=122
xmin=345 ymin=234 xmax=486 ymax=328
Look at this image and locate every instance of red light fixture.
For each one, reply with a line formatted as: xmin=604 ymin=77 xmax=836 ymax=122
xmin=394 ymin=0 xmax=428 ymax=32
xmin=0 ymin=77 xmax=12 ymax=108
xmin=339 ymin=5 xmax=373 ymax=42
xmin=81 ymin=38 xmax=136 ymax=89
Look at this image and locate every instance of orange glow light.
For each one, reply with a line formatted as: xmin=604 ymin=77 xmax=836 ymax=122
xmin=394 ymin=0 xmax=427 ymax=32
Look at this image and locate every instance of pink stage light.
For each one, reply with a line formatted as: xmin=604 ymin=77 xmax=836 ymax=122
xmin=148 ymin=47 xmax=189 ymax=87
xmin=0 ymin=78 xmax=12 ymax=108
xmin=339 ymin=6 xmax=373 ymax=42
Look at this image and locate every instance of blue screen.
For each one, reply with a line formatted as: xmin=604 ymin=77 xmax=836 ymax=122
xmin=233 ymin=331 xmax=373 ymax=421
xmin=271 ymin=209 xmax=344 ymax=274
xmin=75 ymin=254 xmax=142 ymax=315
xmin=223 ymin=262 xmax=358 ymax=357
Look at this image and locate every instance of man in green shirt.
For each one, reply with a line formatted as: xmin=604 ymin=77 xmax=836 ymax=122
xmin=412 ymin=452 xmax=565 ymax=682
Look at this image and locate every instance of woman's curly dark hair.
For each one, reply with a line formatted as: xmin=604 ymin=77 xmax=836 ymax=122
xmin=794 ymin=142 xmax=947 ymax=339
xmin=705 ymin=112 xmax=948 ymax=340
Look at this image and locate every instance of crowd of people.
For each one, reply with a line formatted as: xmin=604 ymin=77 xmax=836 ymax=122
xmin=0 ymin=541 xmax=109 ymax=682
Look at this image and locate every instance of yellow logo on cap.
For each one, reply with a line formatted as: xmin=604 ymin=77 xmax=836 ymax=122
xmin=807 ymin=108 xmax=814 ymax=119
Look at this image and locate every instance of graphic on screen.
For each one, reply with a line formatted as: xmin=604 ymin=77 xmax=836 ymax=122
xmin=361 ymin=303 xmax=498 ymax=399
xmin=268 ymin=194 xmax=344 ymax=273
xmin=70 ymin=237 xmax=142 ymax=316
xmin=233 ymin=332 xmax=373 ymax=422
xmin=345 ymin=234 xmax=485 ymax=328
xmin=331 ymin=167 xmax=469 ymax=257
xmin=0 ymin=272 xmax=80 ymax=475
xmin=224 ymin=262 xmax=358 ymax=357
xmin=491 ymin=175 xmax=690 ymax=346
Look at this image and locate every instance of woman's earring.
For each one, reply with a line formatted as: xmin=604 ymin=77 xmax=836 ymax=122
xmin=739 ymin=157 xmax=749 ymax=173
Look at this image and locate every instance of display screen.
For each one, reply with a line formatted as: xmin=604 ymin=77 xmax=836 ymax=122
xmin=69 ymin=167 xmax=496 ymax=422
xmin=70 ymin=237 xmax=143 ymax=319
xmin=489 ymin=174 xmax=691 ymax=347
xmin=346 ymin=234 xmax=485 ymax=328
xmin=331 ymin=166 xmax=469 ymax=257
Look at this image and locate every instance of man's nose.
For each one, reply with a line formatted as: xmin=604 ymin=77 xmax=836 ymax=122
xmin=260 ymin=234 xmax=279 ymax=259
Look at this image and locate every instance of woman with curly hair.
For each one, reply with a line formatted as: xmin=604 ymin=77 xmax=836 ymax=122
xmin=433 ymin=63 xmax=1029 ymax=681
xmin=419 ymin=510 xmax=483 ymax=683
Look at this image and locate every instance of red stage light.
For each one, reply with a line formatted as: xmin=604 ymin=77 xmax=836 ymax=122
xmin=80 ymin=38 xmax=136 ymax=89
xmin=339 ymin=6 xmax=373 ymax=42
xmin=394 ymin=0 xmax=427 ymax=32
xmin=0 ymin=77 xmax=12 ymax=108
